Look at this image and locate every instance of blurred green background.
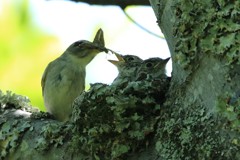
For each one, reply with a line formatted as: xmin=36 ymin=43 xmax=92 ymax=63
xmin=0 ymin=0 xmax=170 ymax=111
xmin=0 ymin=0 xmax=60 ymax=110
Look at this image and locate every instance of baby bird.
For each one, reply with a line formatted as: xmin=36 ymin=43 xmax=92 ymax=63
xmin=136 ymin=57 xmax=171 ymax=103
xmin=137 ymin=57 xmax=170 ymax=80
xmin=41 ymin=29 xmax=108 ymax=121
xmin=108 ymin=52 xmax=143 ymax=85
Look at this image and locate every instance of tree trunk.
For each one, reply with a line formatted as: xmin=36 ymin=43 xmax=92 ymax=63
xmin=150 ymin=0 xmax=240 ymax=159
xmin=1 ymin=0 xmax=240 ymax=159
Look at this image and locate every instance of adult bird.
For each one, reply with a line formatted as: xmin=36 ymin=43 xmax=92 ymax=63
xmin=41 ymin=29 xmax=108 ymax=121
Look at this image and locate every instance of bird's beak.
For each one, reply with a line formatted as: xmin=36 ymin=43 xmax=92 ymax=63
xmin=164 ymin=57 xmax=170 ymax=63
xmin=92 ymin=28 xmax=108 ymax=53
xmin=108 ymin=51 xmax=125 ymax=65
xmin=154 ymin=57 xmax=171 ymax=68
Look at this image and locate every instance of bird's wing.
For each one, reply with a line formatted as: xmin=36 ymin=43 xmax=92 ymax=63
xmin=41 ymin=62 xmax=53 ymax=96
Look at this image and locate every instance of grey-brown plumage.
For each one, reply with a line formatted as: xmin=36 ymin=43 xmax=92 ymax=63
xmin=41 ymin=29 xmax=107 ymax=121
xmin=136 ymin=57 xmax=171 ymax=103
xmin=137 ymin=57 xmax=170 ymax=80
xmin=108 ymin=52 xmax=143 ymax=85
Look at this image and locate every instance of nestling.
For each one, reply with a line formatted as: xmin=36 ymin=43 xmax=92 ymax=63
xmin=41 ymin=29 xmax=108 ymax=121
xmin=136 ymin=57 xmax=171 ymax=103
xmin=137 ymin=57 xmax=170 ymax=80
xmin=108 ymin=52 xmax=143 ymax=84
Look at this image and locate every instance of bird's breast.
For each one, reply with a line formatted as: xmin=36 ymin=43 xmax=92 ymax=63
xmin=58 ymin=67 xmax=85 ymax=90
xmin=45 ymin=61 xmax=86 ymax=94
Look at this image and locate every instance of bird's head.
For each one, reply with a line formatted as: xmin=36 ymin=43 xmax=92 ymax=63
xmin=108 ymin=52 xmax=143 ymax=72
xmin=143 ymin=57 xmax=170 ymax=71
xmin=65 ymin=29 xmax=108 ymax=66
xmin=137 ymin=57 xmax=170 ymax=79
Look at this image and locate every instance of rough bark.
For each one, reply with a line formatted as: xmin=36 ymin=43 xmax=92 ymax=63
xmin=1 ymin=0 xmax=240 ymax=159
xmin=150 ymin=0 xmax=240 ymax=159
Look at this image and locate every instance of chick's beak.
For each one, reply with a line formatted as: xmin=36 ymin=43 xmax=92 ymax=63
xmin=164 ymin=57 xmax=171 ymax=63
xmin=154 ymin=57 xmax=171 ymax=68
xmin=108 ymin=51 xmax=125 ymax=65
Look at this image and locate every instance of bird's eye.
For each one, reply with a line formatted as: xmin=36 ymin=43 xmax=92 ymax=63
xmin=146 ymin=62 xmax=153 ymax=68
xmin=73 ymin=41 xmax=84 ymax=47
xmin=127 ymin=57 xmax=134 ymax=61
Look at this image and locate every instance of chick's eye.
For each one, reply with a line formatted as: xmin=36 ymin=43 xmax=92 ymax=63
xmin=146 ymin=62 xmax=153 ymax=68
xmin=127 ymin=57 xmax=134 ymax=61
